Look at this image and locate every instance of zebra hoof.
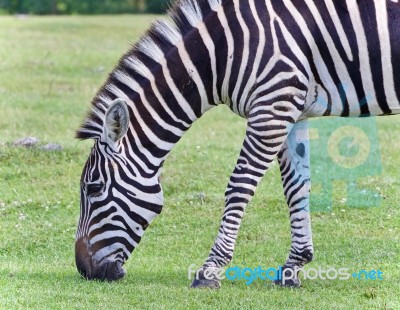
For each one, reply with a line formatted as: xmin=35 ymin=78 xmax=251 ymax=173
xmin=273 ymin=277 xmax=301 ymax=288
xmin=190 ymin=267 xmax=221 ymax=289
xmin=191 ymin=278 xmax=221 ymax=289
xmin=273 ymin=266 xmax=301 ymax=288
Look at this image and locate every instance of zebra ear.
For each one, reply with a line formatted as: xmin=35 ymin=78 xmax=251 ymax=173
xmin=104 ymin=98 xmax=130 ymax=143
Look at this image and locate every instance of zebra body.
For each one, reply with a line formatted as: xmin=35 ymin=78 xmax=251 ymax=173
xmin=75 ymin=0 xmax=400 ymax=286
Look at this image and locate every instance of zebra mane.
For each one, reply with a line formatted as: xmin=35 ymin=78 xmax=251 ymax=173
xmin=76 ymin=0 xmax=223 ymax=140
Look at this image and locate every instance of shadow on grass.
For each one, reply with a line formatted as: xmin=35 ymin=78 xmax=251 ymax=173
xmin=0 ymin=267 xmax=196 ymax=288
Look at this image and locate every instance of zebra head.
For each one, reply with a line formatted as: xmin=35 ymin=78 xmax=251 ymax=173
xmin=75 ymin=98 xmax=163 ymax=281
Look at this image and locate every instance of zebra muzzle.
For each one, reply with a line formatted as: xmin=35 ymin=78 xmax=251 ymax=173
xmin=75 ymin=238 xmax=126 ymax=281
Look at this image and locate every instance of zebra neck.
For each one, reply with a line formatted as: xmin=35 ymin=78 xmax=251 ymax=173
xmin=82 ymin=1 xmax=236 ymax=175
xmin=106 ymin=11 xmax=232 ymax=175
xmin=109 ymin=46 xmax=216 ymax=176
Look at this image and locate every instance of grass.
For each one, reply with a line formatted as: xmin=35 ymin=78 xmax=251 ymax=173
xmin=0 ymin=15 xmax=399 ymax=310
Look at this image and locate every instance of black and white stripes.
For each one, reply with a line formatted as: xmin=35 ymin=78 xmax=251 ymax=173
xmin=75 ymin=0 xmax=399 ymax=286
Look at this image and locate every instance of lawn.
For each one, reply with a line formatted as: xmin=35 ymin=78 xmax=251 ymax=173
xmin=0 ymin=15 xmax=399 ymax=309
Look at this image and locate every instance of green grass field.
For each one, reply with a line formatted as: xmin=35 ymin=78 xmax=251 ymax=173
xmin=0 ymin=15 xmax=399 ymax=309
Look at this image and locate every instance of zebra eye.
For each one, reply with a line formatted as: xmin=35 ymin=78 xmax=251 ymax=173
xmin=86 ymin=183 xmax=104 ymax=197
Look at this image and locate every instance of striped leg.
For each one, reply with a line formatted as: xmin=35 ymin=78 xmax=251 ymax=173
xmin=275 ymin=120 xmax=313 ymax=287
xmin=191 ymin=101 xmax=303 ymax=289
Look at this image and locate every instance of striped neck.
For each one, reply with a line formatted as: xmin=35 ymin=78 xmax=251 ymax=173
xmin=80 ymin=1 xmax=231 ymax=176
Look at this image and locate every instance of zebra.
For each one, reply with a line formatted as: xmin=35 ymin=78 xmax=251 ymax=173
xmin=75 ymin=0 xmax=400 ymax=287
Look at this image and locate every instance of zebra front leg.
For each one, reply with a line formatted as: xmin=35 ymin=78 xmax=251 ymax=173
xmin=191 ymin=105 xmax=302 ymax=289
xmin=274 ymin=120 xmax=313 ymax=288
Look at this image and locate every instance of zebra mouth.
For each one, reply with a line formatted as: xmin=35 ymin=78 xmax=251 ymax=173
xmin=104 ymin=260 xmax=126 ymax=281
xmin=75 ymin=239 xmax=126 ymax=281
xmin=77 ymin=259 xmax=126 ymax=281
